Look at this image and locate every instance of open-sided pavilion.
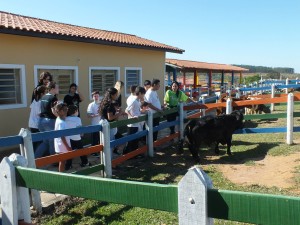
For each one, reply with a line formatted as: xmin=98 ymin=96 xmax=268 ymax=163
xmin=165 ymin=58 xmax=249 ymax=91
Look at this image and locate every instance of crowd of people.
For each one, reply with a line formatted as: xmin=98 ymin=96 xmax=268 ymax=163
xmin=29 ymin=72 xmax=196 ymax=172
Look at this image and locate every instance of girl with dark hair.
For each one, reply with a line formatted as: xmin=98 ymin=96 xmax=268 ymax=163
xmin=164 ymin=81 xmax=196 ymax=135
xmin=31 ymin=71 xmax=53 ymax=102
xmin=64 ymin=83 xmax=84 ymax=117
xmin=28 ymin=85 xmax=47 ymax=150
xmin=114 ymin=80 xmax=124 ymax=108
xmin=98 ymin=88 xmax=126 ymax=154
xmin=34 ymin=81 xmax=59 ymax=158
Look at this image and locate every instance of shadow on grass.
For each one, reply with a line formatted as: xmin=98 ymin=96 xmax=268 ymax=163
xmin=114 ymin=139 xmax=279 ymax=184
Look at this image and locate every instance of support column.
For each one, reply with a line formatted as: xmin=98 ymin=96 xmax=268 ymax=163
xmin=221 ymin=71 xmax=224 ymax=93
xmin=231 ymin=71 xmax=234 ymax=89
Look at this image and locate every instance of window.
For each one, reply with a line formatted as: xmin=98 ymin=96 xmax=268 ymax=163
xmin=125 ymin=67 xmax=142 ymax=96
xmin=0 ymin=64 xmax=26 ymax=109
xmin=89 ymin=67 xmax=120 ymax=97
xmin=34 ymin=66 xmax=78 ymax=100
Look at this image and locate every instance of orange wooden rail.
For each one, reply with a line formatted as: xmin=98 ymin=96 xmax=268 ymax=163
xmin=184 ymin=93 xmax=300 ymax=111
xmin=154 ymin=133 xmax=179 ymax=147
xmin=35 ymin=145 xmax=103 ymax=168
xmin=112 ymin=145 xmax=148 ymax=167
xmin=112 ymin=132 xmax=180 ymax=167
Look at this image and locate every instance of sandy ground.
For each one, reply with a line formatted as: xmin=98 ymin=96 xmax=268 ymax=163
xmin=216 ymin=152 xmax=300 ymax=189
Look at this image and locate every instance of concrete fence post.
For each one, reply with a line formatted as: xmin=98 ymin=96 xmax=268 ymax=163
xmin=179 ymin=103 xmax=184 ymax=140
xmin=287 ymin=93 xmax=294 ymax=145
xmin=201 ymin=97 xmax=206 ymax=117
xmin=271 ymin=84 xmax=275 ymax=112
xmin=226 ymin=98 xmax=232 ymax=114
xmin=101 ymin=120 xmax=112 ymax=178
xmin=178 ymin=166 xmax=214 ymax=225
xmin=0 ymin=154 xmax=31 ymax=225
xmin=285 ymin=78 xmax=289 ymax=94
xmin=146 ymin=110 xmax=154 ymax=157
xmin=19 ymin=128 xmax=42 ymax=213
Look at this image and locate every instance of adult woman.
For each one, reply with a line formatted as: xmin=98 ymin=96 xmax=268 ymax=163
xmin=64 ymin=83 xmax=84 ymax=116
xmin=164 ymin=81 xmax=197 ymax=135
xmin=34 ymin=81 xmax=59 ymax=158
xmin=98 ymin=88 xmax=126 ymax=150
xmin=31 ymin=71 xmax=52 ymax=103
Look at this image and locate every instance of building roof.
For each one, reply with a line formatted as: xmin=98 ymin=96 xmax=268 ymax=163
xmin=0 ymin=11 xmax=184 ymax=53
xmin=166 ymin=58 xmax=249 ymax=72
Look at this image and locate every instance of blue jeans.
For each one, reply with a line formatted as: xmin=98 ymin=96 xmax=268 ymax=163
xmin=34 ymin=117 xmax=56 ymax=158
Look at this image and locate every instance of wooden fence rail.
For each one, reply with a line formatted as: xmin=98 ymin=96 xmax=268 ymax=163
xmin=6 ymin=165 xmax=300 ymax=225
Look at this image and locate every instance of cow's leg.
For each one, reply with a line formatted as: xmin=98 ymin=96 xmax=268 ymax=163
xmin=226 ymin=136 xmax=233 ymax=155
xmin=188 ymin=143 xmax=200 ymax=162
xmin=214 ymin=142 xmax=220 ymax=155
xmin=176 ymin=139 xmax=184 ymax=155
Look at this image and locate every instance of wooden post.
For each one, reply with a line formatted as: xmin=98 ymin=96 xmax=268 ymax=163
xmin=19 ymin=128 xmax=42 ymax=213
xmin=287 ymin=93 xmax=294 ymax=145
xmin=226 ymin=98 xmax=232 ymax=114
xmin=101 ymin=120 xmax=112 ymax=178
xmin=178 ymin=166 xmax=213 ymax=225
xmin=146 ymin=110 xmax=154 ymax=157
xmin=271 ymin=84 xmax=275 ymax=112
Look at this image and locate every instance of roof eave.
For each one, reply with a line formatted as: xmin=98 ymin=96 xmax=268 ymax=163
xmin=0 ymin=28 xmax=184 ymax=54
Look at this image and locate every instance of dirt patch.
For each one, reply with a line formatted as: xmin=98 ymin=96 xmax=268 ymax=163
xmin=216 ymin=152 xmax=300 ymax=189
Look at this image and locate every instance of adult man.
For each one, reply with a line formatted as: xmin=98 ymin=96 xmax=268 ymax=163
xmin=144 ymin=79 xmax=163 ymax=141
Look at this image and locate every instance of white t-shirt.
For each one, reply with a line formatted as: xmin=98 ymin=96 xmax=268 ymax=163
xmin=54 ymin=117 xmax=70 ymax=153
xmin=126 ymin=96 xmax=143 ymax=129
xmin=144 ymin=89 xmax=161 ymax=113
xmin=65 ymin=116 xmax=82 ymax=141
xmin=87 ymin=101 xmax=100 ymax=125
xmin=28 ymin=100 xmax=41 ymax=129
xmin=126 ymin=94 xmax=136 ymax=106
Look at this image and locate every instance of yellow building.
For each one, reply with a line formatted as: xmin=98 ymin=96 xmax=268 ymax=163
xmin=0 ymin=11 xmax=184 ymax=137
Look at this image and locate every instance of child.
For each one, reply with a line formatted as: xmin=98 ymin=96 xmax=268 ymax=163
xmin=53 ymin=102 xmax=72 ymax=172
xmin=123 ymin=86 xmax=147 ymax=154
xmin=28 ymin=85 xmax=47 ymax=151
xmin=87 ymin=91 xmax=101 ymax=147
xmin=65 ymin=105 xmax=91 ymax=170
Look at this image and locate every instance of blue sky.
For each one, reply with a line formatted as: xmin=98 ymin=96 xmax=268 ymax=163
xmin=1 ymin=0 xmax=300 ymax=72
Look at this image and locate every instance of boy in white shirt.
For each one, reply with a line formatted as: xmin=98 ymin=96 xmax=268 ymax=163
xmin=123 ymin=86 xmax=147 ymax=154
xmin=87 ymin=91 xmax=101 ymax=147
xmin=144 ymin=79 xmax=164 ymax=141
xmin=53 ymin=102 xmax=72 ymax=172
xmin=65 ymin=105 xmax=91 ymax=170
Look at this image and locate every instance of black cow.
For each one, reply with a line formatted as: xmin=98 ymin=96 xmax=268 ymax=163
xmin=182 ymin=110 xmax=244 ymax=162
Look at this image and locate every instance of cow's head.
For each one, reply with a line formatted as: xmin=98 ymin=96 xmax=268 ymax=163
xmin=231 ymin=110 xmax=244 ymax=129
xmin=261 ymin=105 xmax=271 ymax=114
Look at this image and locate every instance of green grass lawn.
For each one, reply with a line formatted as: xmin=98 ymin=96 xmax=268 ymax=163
xmin=35 ymin=104 xmax=300 ymax=225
